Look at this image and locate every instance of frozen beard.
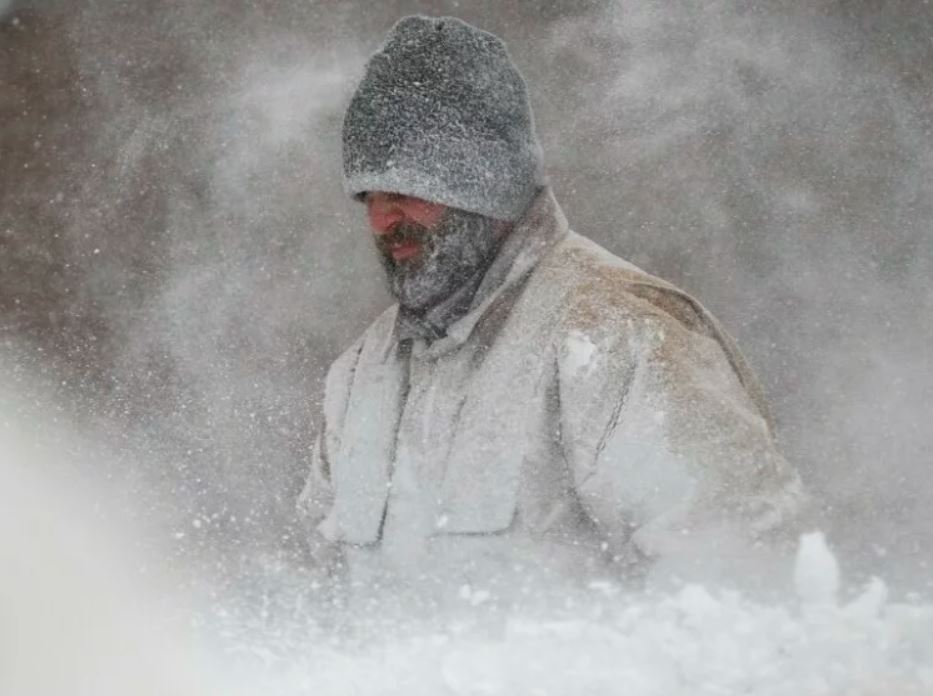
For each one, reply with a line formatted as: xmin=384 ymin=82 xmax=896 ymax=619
xmin=376 ymin=206 xmax=501 ymax=314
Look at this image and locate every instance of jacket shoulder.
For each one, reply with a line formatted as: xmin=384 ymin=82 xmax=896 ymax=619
xmin=540 ymin=232 xmax=770 ymax=421
xmin=542 ymin=232 xmax=711 ymax=335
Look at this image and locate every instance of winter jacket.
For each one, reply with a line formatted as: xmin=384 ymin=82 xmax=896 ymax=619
xmin=298 ymin=188 xmax=803 ymax=603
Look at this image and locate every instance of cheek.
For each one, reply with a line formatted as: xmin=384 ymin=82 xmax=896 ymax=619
xmin=406 ymin=201 xmax=446 ymax=228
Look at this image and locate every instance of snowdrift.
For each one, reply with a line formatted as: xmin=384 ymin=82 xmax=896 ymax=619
xmin=206 ymin=537 xmax=933 ymax=696
xmin=3 ymin=374 xmax=931 ymax=696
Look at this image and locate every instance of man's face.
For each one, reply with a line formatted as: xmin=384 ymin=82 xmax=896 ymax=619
xmin=365 ymin=192 xmax=502 ymax=312
xmin=366 ymin=192 xmax=447 ymax=262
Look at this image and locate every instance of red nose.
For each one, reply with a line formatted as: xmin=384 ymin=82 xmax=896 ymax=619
xmin=367 ymin=197 xmax=405 ymax=235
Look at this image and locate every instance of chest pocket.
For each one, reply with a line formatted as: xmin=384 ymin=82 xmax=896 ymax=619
xmin=437 ymin=439 xmax=524 ymax=535
xmin=434 ymin=351 xmax=544 ymax=536
xmin=330 ymin=335 xmax=545 ymax=542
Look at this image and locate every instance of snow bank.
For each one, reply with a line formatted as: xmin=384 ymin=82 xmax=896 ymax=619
xmin=4 ymin=364 xmax=930 ymax=695
xmin=207 ymin=546 xmax=933 ymax=696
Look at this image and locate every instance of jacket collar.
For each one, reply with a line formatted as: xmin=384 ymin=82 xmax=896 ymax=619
xmin=378 ymin=186 xmax=570 ymax=361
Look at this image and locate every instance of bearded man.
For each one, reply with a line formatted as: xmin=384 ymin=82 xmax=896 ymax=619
xmin=298 ymin=16 xmax=803 ymax=605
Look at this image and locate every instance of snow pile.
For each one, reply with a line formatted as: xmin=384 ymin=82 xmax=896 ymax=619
xmin=793 ymin=531 xmax=841 ymax=605
xmin=4 ymin=369 xmax=930 ymax=695
xmin=208 ymin=540 xmax=933 ymax=696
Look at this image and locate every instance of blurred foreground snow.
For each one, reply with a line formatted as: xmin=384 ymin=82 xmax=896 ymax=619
xmin=3 ymin=372 xmax=932 ymax=696
xmin=204 ymin=564 xmax=933 ymax=696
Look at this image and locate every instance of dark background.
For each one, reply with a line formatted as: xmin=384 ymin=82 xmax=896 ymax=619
xmin=2 ymin=0 xmax=931 ymax=589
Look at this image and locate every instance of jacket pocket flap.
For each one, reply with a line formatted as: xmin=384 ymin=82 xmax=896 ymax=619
xmin=436 ymin=498 xmax=517 ymax=535
xmin=436 ymin=449 xmax=522 ymax=535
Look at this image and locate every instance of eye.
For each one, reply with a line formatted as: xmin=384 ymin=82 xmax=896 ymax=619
xmin=365 ymin=192 xmax=405 ymax=205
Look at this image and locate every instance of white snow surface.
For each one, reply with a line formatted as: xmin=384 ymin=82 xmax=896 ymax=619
xmin=794 ymin=531 xmax=842 ymax=606
xmin=205 ymin=552 xmax=933 ymax=696
xmin=3 ymin=373 xmax=932 ymax=695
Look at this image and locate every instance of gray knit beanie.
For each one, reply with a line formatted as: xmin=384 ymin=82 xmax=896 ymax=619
xmin=342 ymin=15 xmax=544 ymax=221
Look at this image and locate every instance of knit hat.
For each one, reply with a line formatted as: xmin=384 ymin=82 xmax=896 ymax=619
xmin=342 ymin=16 xmax=544 ymax=221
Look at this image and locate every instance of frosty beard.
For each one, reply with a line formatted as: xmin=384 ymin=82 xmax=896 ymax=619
xmin=376 ymin=207 xmax=500 ymax=313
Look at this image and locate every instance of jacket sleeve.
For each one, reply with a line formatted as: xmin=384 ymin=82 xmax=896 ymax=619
xmin=296 ymin=338 xmax=364 ymax=567
xmin=296 ymin=432 xmax=336 ymax=544
xmin=557 ymin=307 xmax=804 ymax=577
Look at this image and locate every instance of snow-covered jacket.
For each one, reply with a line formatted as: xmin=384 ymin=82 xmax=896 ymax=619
xmin=298 ymin=188 xmax=803 ymax=599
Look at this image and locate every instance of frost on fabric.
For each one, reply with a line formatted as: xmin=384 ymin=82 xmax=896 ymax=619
xmin=563 ymin=329 xmax=599 ymax=379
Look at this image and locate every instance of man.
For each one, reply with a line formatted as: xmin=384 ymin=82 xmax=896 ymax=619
xmin=298 ymin=16 xmax=803 ymax=604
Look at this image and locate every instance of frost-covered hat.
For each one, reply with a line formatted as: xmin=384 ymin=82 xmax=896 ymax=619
xmin=342 ymin=15 xmax=544 ymax=221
